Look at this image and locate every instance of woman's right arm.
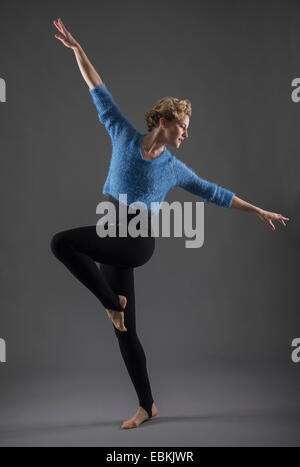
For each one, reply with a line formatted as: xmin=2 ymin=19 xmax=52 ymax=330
xmin=73 ymin=44 xmax=103 ymax=90
xmin=53 ymin=18 xmax=103 ymax=90
xmin=53 ymin=18 xmax=137 ymax=140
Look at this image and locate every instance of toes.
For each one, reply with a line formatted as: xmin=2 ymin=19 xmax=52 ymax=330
xmin=121 ymin=418 xmax=140 ymax=429
xmin=116 ymin=320 xmax=126 ymax=332
xmin=116 ymin=323 xmax=127 ymax=332
xmin=121 ymin=422 xmax=134 ymax=429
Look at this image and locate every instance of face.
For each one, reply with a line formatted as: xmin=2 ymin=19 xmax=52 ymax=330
xmin=161 ymin=115 xmax=190 ymax=148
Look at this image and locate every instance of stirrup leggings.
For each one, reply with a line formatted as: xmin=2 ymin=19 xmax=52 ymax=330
xmin=50 ymin=218 xmax=155 ymax=419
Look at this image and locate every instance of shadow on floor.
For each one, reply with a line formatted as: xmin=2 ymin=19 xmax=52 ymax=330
xmin=0 ymin=405 xmax=299 ymax=437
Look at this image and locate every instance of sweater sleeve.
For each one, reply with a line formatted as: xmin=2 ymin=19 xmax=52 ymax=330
xmin=173 ymin=157 xmax=235 ymax=208
xmin=89 ymin=83 xmax=136 ymax=141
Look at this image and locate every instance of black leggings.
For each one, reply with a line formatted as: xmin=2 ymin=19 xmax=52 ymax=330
xmin=50 ymin=208 xmax=156 ymax=419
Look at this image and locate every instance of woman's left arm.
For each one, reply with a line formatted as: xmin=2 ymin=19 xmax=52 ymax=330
xmin=230 ymin=195 xmax=290 ymax=230
xmin=172 ymin=157 xmax=290 ymax=231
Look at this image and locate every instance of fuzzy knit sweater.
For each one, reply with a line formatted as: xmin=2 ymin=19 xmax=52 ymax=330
xmin=89 ymin=83 xmax=235 ymax=215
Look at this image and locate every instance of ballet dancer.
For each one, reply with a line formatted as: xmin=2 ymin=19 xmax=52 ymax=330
xmin=50 ymin=18 xmax=290 ymax=429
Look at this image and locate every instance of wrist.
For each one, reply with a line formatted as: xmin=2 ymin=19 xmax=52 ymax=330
xmin=72 ymin=42 xmax=81 ymax=52
xmin=254 ymin=206 xmax=263 ymax=215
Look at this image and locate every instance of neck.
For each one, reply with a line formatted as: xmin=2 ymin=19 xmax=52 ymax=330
xmin=142 ymin=129 xmax=166 ymax=154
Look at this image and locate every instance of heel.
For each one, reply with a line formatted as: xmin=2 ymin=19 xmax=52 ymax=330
xmin=140 ymin=404 xmax=152 ymax=420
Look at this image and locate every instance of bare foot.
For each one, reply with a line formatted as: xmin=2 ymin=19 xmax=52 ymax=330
xmin=106 ymin=295 xmax=127 ymax=332
xmin=121 ymin=402 xmax=158 ymax=429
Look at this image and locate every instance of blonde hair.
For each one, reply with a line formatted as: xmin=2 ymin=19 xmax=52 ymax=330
xmin=145 ymin=96 xmax=192 ymax=132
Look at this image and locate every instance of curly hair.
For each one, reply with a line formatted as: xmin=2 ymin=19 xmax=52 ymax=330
xmin=145 ymin=95 xmax=192 ymax=132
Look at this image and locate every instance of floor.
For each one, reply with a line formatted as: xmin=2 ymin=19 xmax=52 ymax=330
xmin=0 ymin=367 xmax=299 ymax=446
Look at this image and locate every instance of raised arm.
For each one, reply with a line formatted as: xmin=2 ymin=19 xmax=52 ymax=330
xmin=53 ymin=18 xmax=102 ymax=89
xmin=53 ymin=18 xmax=137 ymax=140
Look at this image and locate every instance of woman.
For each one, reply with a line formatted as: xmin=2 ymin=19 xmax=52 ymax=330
xmin=50 ymin=18 xmax=289 ymax=429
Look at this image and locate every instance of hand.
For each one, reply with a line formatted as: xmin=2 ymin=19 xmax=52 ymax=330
xmin=257 ymin=209 xmax=290 ymax=231
xmin=53 ymin=18 xmax=79 ymax=50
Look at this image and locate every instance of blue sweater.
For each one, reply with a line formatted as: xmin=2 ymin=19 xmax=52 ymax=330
xmin=89 ymin=83 xmax=235 ymax=215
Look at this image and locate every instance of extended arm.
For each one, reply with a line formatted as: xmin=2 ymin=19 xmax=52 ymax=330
xmin=53 ymin=18 xmax=102 ymax=89
xmin=173 ymin=157 xmax=290 ymax=230
xmin=73 ymin=44 xmax=103 ymax=90
xmin=230 ymin=196 xmax=289 ymax=230
xmin=53 ymin=18 xmax=136 ymax=140
xmin=173 ymin=156 xmax=235 ymax=208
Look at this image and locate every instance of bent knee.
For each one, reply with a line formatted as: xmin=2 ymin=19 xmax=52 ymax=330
xmin=50 ymin=232 xmax=69 ymax=257
xmin=132 ymin=238 xmax=155 ymax=267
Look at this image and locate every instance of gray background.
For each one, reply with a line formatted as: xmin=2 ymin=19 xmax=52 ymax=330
xmin=0 ymin=0 xmax=299 ymax=446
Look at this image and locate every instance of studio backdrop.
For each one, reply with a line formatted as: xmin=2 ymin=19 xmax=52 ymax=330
xmin=0 ymin=0 xmax=299 ymax=447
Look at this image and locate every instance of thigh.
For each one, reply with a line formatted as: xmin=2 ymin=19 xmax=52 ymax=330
xmin=56 ymin=225 xmax=155 ymax=268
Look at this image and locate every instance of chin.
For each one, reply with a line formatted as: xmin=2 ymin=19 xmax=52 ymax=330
xmin=171 ymin=139 xmax=181 ymax=148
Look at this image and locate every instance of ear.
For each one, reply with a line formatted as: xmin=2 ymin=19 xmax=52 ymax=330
xmin=159 ymin=117 xmax=167 ymax=129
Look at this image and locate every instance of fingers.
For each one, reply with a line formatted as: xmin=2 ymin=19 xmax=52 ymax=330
xmin=54 ymin=34 xmax=66 ymax=44
xmin=280 ymin=218 xmax=286 ymax=227
xmin=53 ymin=19 xmax=61 ymax=31
xmin=267 ymin=219 xmax=275 ymax=230
xmin=53 ymin=19 xmax=65 ymax=36
xmin=258 ymin=210 xmax=290 ymax=231
xmin=263 ymin=212 xmax=291 ymax=230
xmin=280 ymin=215 xmax=290 ymax=227
xmin=278 ymin=214 xmax=290 ymax=228
xmin=58 ymin=18 xmax=68 ymax=35
xmin=53 ymin=18 xmax=69 ymax=40
xmin=263 ymin=214 xmax=275 ymax=230
xmin=261 ymin=214 xmax=275 ymax=230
